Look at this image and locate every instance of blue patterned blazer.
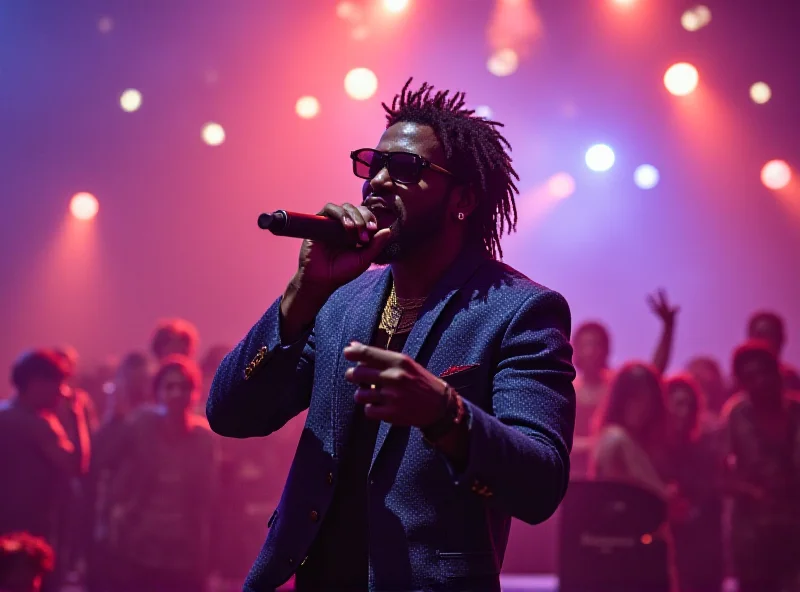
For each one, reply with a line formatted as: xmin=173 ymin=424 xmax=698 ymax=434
xmin=207 ymin=246 xmax=576 ymax=591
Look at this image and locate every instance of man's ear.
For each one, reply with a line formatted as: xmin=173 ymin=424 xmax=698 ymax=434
xmin=450 ymin=184 xmax=478 ymax=219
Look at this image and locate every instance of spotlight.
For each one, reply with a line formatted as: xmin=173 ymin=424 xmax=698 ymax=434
xmin=474 ymin=105 xmax=494 ymax=119
xmin=681 ymin=5 xmax=711 ymax=32
xmin=119 ymin=89 xmax=142 ymax=112
xmin=202 ymin=123 xmax=225 ymax=146
xmin=761 ymin=160 xmax=791 ymax=190
xmin=585 ymin=144 xmax=615 ymax=172
xmin=296 ymin=96 xmax=320 ymax=119
xmin=750 ymin=82 xmax=771 ymax=105
xmin=383 ymin=0 xmax=410 ymax=14
xmin=487 ymin=49 xmax=519 ymax=77
xmin=664 ymin=63 xmax=699 ymax=96
xmin=634 ymin=165 xmax=660 ymax=189
xmin=70 ymin=192 xmax=99 ymax=221
xmin=344 ymin=68 xmax=378 ymax=100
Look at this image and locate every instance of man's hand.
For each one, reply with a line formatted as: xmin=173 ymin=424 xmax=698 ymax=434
xmin=296 ymin=203 xmax=393 ymax=291
xmin=279 ymin=203 xmax=392 ymax=343
xmin=647 ymin=288 xmax=679 ymax=327
xmin=343 ymin=342 xmax=448 ymax=427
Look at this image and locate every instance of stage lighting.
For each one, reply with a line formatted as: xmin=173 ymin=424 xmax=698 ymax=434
xmin=634 ymin=165 xmax=660 ymax=189
xmin=336 ymin=1 xmax=359 ymax=20
xmin=548 ymin=173 xmax=576 ymax=199
xmin=761 ymin=160 xmax=791 ymax=190
xmin=474 ymin=105 xmax=494 ymax=119
xmin=70 ymin=193 xmax=99 ymax=221
xmin=487 ymin=49 xmax=518 ymax=77
xmin=119 ymin=89 xmax=142 ymax=112
xmin=344 ymin=68 xmax=378 ymax=100
xmin=585 ymin=144 xmax=615 ymax=172
xmin=681 ymin=5 xmax=711 ymax=32
xmin=97 ymin=16 xmax=114 ymax=34
xmin=664 ymin=63 xmax=699 ymax=96
xmin=202 ymin=122 xmax=225 ymax=146
xmin=383 ymin=0 xmax=410 ymax=14
xmin=750 ymin=82 xmax=771 ymax=105
xmin=296 ymin=96 xmax=320 ymax=119
xmin=612 ymin=0 xmax=637 ymax=7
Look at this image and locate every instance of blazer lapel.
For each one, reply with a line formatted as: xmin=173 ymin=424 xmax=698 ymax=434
xmin=331 ymin=266 xmax=392 ymax=460
xmin=369 ymin=246 xmax=489 ymax=472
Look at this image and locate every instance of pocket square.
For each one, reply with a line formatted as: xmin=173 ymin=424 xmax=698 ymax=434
xmin=440 ymin=364 xmax=479 ymax=378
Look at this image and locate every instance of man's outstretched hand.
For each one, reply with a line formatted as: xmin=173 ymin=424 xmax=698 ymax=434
xmin=343 ymin=342 xmax=448 ymax=427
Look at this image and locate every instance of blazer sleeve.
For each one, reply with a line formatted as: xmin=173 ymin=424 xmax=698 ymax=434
xmin=456 ymin=289 xmax=576 ymax=525
xmin=206 ymin=296 xmax=315 ymax=438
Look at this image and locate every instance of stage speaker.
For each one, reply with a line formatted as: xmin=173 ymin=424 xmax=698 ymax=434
xmin=558 ymin=480 xmax=671 ymax=592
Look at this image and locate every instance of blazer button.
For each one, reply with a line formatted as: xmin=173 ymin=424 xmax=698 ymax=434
xmin=309 ymin=510 xmax=319 ymax=522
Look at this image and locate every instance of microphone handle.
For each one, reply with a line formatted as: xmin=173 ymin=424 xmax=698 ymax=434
xmin=257 ymin=210 xmax=350 ymax=244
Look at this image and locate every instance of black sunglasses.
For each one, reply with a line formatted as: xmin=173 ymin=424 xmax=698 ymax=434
xmin=350 ymin=148 xmax=456 ymax=185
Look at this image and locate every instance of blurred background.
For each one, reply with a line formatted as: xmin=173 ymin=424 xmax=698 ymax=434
xmin=1 ymin=0 xmax=799 ymax=591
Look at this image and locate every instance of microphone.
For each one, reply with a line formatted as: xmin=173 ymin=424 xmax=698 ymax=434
xmin=257 ymin=210 xmax=351 ymax=244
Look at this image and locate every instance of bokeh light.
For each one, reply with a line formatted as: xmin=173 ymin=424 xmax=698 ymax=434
xmin=70 ymin=192 xmax=99 ymax=221
xmin=487 ymin=49 xmax=519 ymax=77
xmin=547 ymin=173 xmax=576 ymax=199
xmin=761 ymin=160 xmax=791 ymax=190
xmin=97 ymin=16 xmax=114 ymax=34
xmin=336 ymin=1 xmax=359 ymax=20
xmin=612 ymin=0 xmax=637 ymax=7
xmin=344 ymin=68 xmax=378 ymax=100
xmin=585 ymin=144 xmax=616 ymax=172
xmin=295 ymin=96 xmax=321 ymax=119
xmin=383 ymin=0 xmax=410 ymax=14
xmin=119 ymin=89 xmax=142 ymax=113
xmin=750 ymin=82 xmax=772 ymax=105
xmin=681 ymin=5 xmax=712 ymax=32
xmin=351 ymin=26 xmax=370 ymax=40
xmin=664 ymin=63 xmax=699 ymax=96
xmin=634 ymin=164 xmax=660 ymax=189
xmin=474 ymin=105 xmax=494 ymax=119
xmin=202 ymin=122 xmax=226 ymax=146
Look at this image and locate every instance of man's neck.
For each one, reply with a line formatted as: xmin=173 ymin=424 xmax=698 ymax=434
xmin=390 ymin=235 xmax=469 ymax=300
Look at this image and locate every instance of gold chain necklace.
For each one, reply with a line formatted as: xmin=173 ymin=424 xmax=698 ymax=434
xmin=378 ymin=284 xmax=426 ymax=346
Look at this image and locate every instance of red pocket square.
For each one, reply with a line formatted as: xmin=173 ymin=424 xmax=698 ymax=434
xmin=440 ymin=364 xmax=479 ymax=378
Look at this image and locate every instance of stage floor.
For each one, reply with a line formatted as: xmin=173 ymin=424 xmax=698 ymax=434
xmin=500 ymin=575 xmax=737 ymax=591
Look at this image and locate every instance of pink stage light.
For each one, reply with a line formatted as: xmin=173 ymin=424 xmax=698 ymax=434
xmin=70 ymin=192 xmax=99 ymax=221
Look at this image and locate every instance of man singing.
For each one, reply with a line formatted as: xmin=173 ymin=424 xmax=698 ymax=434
xmin=207 ymin=79 xmax=576 ymax=591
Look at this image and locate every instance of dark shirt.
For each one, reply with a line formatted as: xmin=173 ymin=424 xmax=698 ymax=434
xmin=295 ymin=329 xmax=408 ymax=591
xmin=108 ymin=409 xmax=217 ymax=575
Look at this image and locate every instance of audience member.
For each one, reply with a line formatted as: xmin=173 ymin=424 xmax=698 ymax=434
xmin=150 ymin=319 xmax=199 ymax=362
xmin=746 ymin=310 xmax=800 ymax=391
xmin=103 ymin=355 xmax=217 ymax=592
xmin=723 ymin=340 xmax=800 ymax=592
xmin=571 ymin=290 xmax=678 ymax=477
xmin=660 ymin=375 xmax=724 ymax=592
xmin=686 ymin=356 xmax=730 ymax=424
xmin=0 ymin=350 xmax=78 ymax=591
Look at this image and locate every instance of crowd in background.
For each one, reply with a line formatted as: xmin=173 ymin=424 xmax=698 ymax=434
xmin=1 ymin=292 xmax=799 ymax=592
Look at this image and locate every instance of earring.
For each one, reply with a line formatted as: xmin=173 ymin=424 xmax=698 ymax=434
xmin=457 ymin=212 xmax=465 ymax=221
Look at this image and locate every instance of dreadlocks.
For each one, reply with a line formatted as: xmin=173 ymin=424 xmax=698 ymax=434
xmin=382 ymin=78 xmax=519 ymax=260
